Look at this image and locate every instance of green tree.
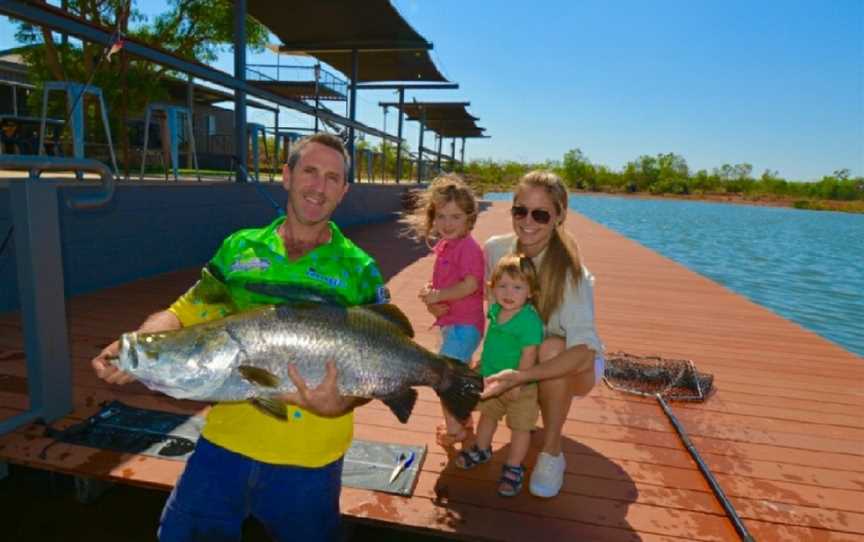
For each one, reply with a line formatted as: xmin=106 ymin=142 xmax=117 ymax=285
xmin=561 ymin=148 xmax=596 ymax=190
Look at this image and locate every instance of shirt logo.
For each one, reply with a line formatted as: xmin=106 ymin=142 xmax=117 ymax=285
xmin=230 ymin=257 xmax=271 ymax=273
xmin=376 ymin=285 xmax=391 ymax=304
xmin=306 ymin=267 xmax=343 ymax=288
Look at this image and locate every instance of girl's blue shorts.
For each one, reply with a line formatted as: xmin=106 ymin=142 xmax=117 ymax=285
xmin=439 ymin=324 xmax=482 ymax=364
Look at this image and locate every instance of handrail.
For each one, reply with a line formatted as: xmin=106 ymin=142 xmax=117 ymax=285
xmin=0 ymin=155 xmax=115 ymax=210
xmin=245 ymin=63 xmax=347 ymax=92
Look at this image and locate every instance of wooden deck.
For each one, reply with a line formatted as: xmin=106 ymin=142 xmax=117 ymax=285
xmin=1 ymin=200 xmax=862 ymax=541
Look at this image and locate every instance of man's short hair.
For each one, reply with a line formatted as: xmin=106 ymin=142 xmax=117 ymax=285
xmin=286 ymin=132 xmax=351 ymax=181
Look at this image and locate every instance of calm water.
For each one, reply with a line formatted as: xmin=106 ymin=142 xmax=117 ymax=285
xmin=486 ymin=193 xmax=864 ymax=356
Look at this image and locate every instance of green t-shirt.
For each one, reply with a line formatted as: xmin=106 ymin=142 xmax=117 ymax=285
xmin=171 ymin=215 xmax=387 ymax=324
xmin=479 ymin=303 xmax=545 ymax=377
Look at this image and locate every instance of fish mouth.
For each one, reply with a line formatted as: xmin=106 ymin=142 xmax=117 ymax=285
xmin=121 ymin=334 xmax=139 ymax=369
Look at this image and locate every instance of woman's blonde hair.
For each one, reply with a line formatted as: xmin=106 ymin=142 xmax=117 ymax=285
xmin=515 ymin=170 xmax=583 ymax=322
xmin=400 ymin=174 xmax=478 ymax=241
xmin=489 ymin=253 xmax=540 ymax=307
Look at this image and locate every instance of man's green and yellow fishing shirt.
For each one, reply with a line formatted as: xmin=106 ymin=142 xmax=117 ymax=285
xmin=168 ymin=215 xmax=386 ymax=467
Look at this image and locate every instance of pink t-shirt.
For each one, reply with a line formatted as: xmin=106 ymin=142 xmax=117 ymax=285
xmin=431 ymin=235 xmax=485 ymax=334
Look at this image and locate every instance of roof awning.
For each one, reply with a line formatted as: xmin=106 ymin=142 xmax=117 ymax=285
xmin=434 ymin=126 xmax=487 ymax=138
xmin=380 ymin=101 xmax=487 ymax=139
xmin=308 ymin=49 xmax=445 ymax=83
xmin=247 ymin=0 xmax=448 ymax=82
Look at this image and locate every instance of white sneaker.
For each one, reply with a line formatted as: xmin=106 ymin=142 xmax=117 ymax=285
xmin=530 ymin=452 xmax=566 ymax=498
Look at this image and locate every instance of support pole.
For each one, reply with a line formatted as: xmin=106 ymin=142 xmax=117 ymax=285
xmin=185 ymin=109 xmax=201 ymax=181
xmin=186 ymin=74 xmax=194 ymax=169
xmin=347 ymin=49 xmax=358 ymax=183
xmin=274 ymin=109 xmax=280 ymax=166
xmin=314 ymin=63 xmax=320 ymax=133
xmin=436 ymin=134 xmax=442 ymax=173
xmin=167 ymin=107 xmax=179 ymax=180
xmin=416 ymin=109 xmax=425 ymax=183
xmin=0 ymin=156 xmax=115 ymax=436
xmin=381 ymin=105 xmax=387 ymax=181
xmin=139 ymin=106 xmax=152 ymax=181
xmin=67 ymin=84 xmax=85 ymax=160
xmin=233 ymin=0 xmax=247 ymax=182
xmin=460 ymin=137 xmax=466 ymax=168
xmin=451 ymin=138 xmax=456 ymax=170
xmin=395 ymin=88 xmax=404 ymax=183
xmin=8 ymin=178 xmax=72 ymax=426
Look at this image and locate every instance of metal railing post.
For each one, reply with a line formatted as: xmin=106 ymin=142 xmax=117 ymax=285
xmin=0 ymin=156 xmax=115 ymax=436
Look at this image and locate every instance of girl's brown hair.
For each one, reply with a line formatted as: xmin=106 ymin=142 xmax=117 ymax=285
xmin=489 ymin=253 xmax=540 ymax=307
xmin=400 ymin=174 xmax=478 ymax=241
xmin=515 ymin=170 xmax=583 ymax=322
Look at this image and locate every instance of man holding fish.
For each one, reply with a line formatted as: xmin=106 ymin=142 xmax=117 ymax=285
xmin=90 ymin=133 xmax=475 ymax=542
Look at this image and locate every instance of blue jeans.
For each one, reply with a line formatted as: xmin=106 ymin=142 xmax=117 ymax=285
xmin=158 ymin=438 xmax=343 ymax=542
xmin=439 ymin=324 xmax=482 ymax=364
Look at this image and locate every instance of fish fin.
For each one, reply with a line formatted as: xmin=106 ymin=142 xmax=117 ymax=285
xmin=238 ymin=365 xmax=280 ymax=388
xmin=435 ymin=358 xmax=484 ymax=421
xmin=381 ymin=388 xmax=418 ymax=424
xmin=250 ymin=397 xmax=288 ymax=420
xmin=363 ymin=304 xmax=415 ymax=338
xmin=244 ymin=282 xmax=343 ymax=305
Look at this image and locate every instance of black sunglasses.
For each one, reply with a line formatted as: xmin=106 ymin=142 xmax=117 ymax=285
xmin=510 ymin=205 xmax=552 ymax=224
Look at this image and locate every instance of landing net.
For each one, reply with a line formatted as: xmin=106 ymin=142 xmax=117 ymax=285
xmin=603 ymin=351 xmax=714 ymax=402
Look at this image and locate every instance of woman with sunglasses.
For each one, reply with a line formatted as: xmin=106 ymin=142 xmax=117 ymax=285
xmin=482 ymin=170 xmax=604 ymax=499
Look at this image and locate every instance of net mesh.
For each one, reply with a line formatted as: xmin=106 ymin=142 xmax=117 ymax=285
xmin=603 ymin=351 xmax=714 ymax=402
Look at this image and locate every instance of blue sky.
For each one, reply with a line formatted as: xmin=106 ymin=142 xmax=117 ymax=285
xmin=2 ymin=0 xmax=861 ymax=181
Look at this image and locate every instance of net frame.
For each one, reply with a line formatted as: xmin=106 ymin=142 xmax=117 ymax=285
xmin=603 ymin=351 xmax=714 ymax=402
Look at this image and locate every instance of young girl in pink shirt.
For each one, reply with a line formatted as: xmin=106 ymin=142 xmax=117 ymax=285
xmin=402 ymin=174 xmax=485 ymax=447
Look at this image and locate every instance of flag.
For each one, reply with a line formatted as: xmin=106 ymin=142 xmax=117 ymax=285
xmin=107 ymin=35 xmax=125 ymax=60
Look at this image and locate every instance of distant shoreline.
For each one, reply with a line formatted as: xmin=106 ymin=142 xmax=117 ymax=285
xmin=483 ymin=187 xmax=864 ymax=214
xmin=580 ymin=191 xmax=864 ymax=213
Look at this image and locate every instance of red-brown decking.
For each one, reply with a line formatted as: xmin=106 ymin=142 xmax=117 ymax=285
xmin=1 ymin=200 xmax=862 ymax=541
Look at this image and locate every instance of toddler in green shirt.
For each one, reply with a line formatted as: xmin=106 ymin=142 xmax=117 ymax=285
xmin=454 ymin=254 xmax=544 ymax=497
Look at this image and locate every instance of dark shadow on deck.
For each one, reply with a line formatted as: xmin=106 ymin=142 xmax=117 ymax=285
xmin=433 ymin=433 xmax=640 ymax=540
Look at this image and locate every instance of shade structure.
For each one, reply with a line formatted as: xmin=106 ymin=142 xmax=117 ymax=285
xmin=432 ymin=126 xmax=487 ymax=138
xmin=380 ymin=101 xmax=487 ymax=139
xmin=246 ymin=0 xmax=448 ymax=82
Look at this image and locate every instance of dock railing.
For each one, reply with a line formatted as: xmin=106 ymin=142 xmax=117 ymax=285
xmin=0 ymin=156 xmax=115 ymax=435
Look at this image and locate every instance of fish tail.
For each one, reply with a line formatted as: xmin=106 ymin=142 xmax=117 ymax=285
xmin=435 ymin=356 xmax=483 ymax=421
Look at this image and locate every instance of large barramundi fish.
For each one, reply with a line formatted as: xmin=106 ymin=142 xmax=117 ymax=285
xmin=112 ymin=301 xmax=482 ymax=423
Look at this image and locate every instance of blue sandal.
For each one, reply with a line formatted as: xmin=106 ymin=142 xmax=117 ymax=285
xmin=455 ymin=445 xmax=492 ymax=470
xmin=498 ymin=464 xmax=525 ymax=497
